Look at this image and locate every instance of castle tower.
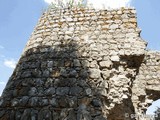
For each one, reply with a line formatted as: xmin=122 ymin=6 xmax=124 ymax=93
xmin=0 ymin=7 xmax=160 ymax=120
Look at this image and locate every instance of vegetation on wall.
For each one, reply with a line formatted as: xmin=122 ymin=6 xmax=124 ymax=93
xmin=47 ymin=0 xmax=86 ymax=10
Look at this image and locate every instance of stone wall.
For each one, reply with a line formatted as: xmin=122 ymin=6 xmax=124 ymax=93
xmin=0 ymin=8 xmax=159 ymax=120
xmin=132 ymin=51 xmax=160 ymax=117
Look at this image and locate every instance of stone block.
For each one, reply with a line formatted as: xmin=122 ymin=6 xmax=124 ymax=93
xmin=89 ymin=69 xmax=101 ymax=79
xmin=56 ymin=87 xmax=69 ymax=96
xmin=99 ymin=60 xmax=113 ymax=68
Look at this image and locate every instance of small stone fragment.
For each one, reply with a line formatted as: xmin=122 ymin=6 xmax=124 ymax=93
xmin=99 ymin=60 xmax=113 ymax=68
xmin=110 ymin=55 xmax=120 ymax=62
xmin=89 ymin=69 xmax=101 ymax=79
xmin=91 ymin=98 xmax=102 ymax=107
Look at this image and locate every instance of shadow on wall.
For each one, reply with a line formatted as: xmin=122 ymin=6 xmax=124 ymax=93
xmin=0 ymin=39 xmax=144 ymax=120
xmin=107 ymin=55 xmax=145 ymax=120
xmin=1 ymin=35 xmax=149 ymax=120
xmin=0 ymin=40 xmax=108 ymax=120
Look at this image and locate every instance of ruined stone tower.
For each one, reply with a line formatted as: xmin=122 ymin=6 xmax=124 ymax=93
xmin=0 ymin=8 xmax=160 ymax=120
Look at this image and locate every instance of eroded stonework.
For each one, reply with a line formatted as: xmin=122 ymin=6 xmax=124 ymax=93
xmin=0 ymin=8 xmax=160 ymax=120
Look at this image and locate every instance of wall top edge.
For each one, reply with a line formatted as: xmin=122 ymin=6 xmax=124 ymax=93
xmin=45 ymin=7 xmax=136 ymax=13
xmin=146 ymin=50 xmax=160 ymax=54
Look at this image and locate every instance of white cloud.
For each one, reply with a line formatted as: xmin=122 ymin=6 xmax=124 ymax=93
xmin=4 ymin=59 xmax=17 ymax=69
xmin=44 ymin=0 xmax=54 ymax=4
xmin=0 ymin=82 xmax=5 ymax=85
xmin=0 ymin=45 xmax=4 ymax=49
xmin=88 ymin=0 xmax=132 ymax=9
xmin=44 ymin=0 xmax=132 ymax=9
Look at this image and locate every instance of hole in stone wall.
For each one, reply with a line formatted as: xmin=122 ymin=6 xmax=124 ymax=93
xmin=146 ymin=99 xmax=160 ymax=115
xmin=120 ymin=55 xmax=144 ymax=69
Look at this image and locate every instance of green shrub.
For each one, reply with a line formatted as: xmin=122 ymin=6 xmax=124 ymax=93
xmin=47 ymin=0 xmax=86 ymax=10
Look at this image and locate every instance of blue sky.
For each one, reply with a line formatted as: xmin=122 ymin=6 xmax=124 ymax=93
xmin=0 ymin=0 xmax=160 ymax=114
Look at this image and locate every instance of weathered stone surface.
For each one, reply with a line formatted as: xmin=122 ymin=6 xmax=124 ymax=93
xmin=66 ymin=109 xmax=76 ymax=120
xmin=96 ymin=88 xmax=107 ymax=96
xmin=49 ymin=99 xmax=57 ymax=108
xmin=101 ymin=70 xmax=110 ymax=79
xmin=56 ymin=87 xmax=69 ymax=96
xmin=45 ymin=87 xmax=56 ymax=96
xmin=0 ymin=7 xmax=160 ymax=120
xmin=110 ymin=24 xmax=119 ymax=29
xmin=77 ymin=104 xmax=92 ymax=120
xmin=0 ymin=110 xmax=5 ymax=118
xmin=99 ymin=60 xmax=113 ymax=68
xmin=19 ymin=96 xmax=29 ymax=106
xmin=93 ymin=116 xmax=106 ymax=120
xmin=21 ymin=109 xmax=31 ymax=120
xmin=29 ymin=97 xmax=39 ymax=106
xmin=110 ymin=55 xmax=120 ymax=62
xmin=29 ymin=87 xmax=37 ymax=96
xmin=31 ymin=109 xmax=38 ymax=120
xmin=38 ymin=109 xmax=52 ymax=120
xmin=89 ymin=69 xmax=101 ymax=79
xmin=69 ymin=70 xmax=78 ymax=77
xmin=16 ymin=111 xmax=22 ymax=120
xmin=85 ymin=88 xmax=92 ymax=96
xmin=11 ymin=98 xmax=19 ymax=107
xmin=40 ymin=99 xmax=49 ymax=106
xmin=91 ymin=98 xmax=102 ymax=107
xmin=69 ymin=87 xmax=83 ymax=96
xmin=73 ymin=59 xmax=81 ymax=67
